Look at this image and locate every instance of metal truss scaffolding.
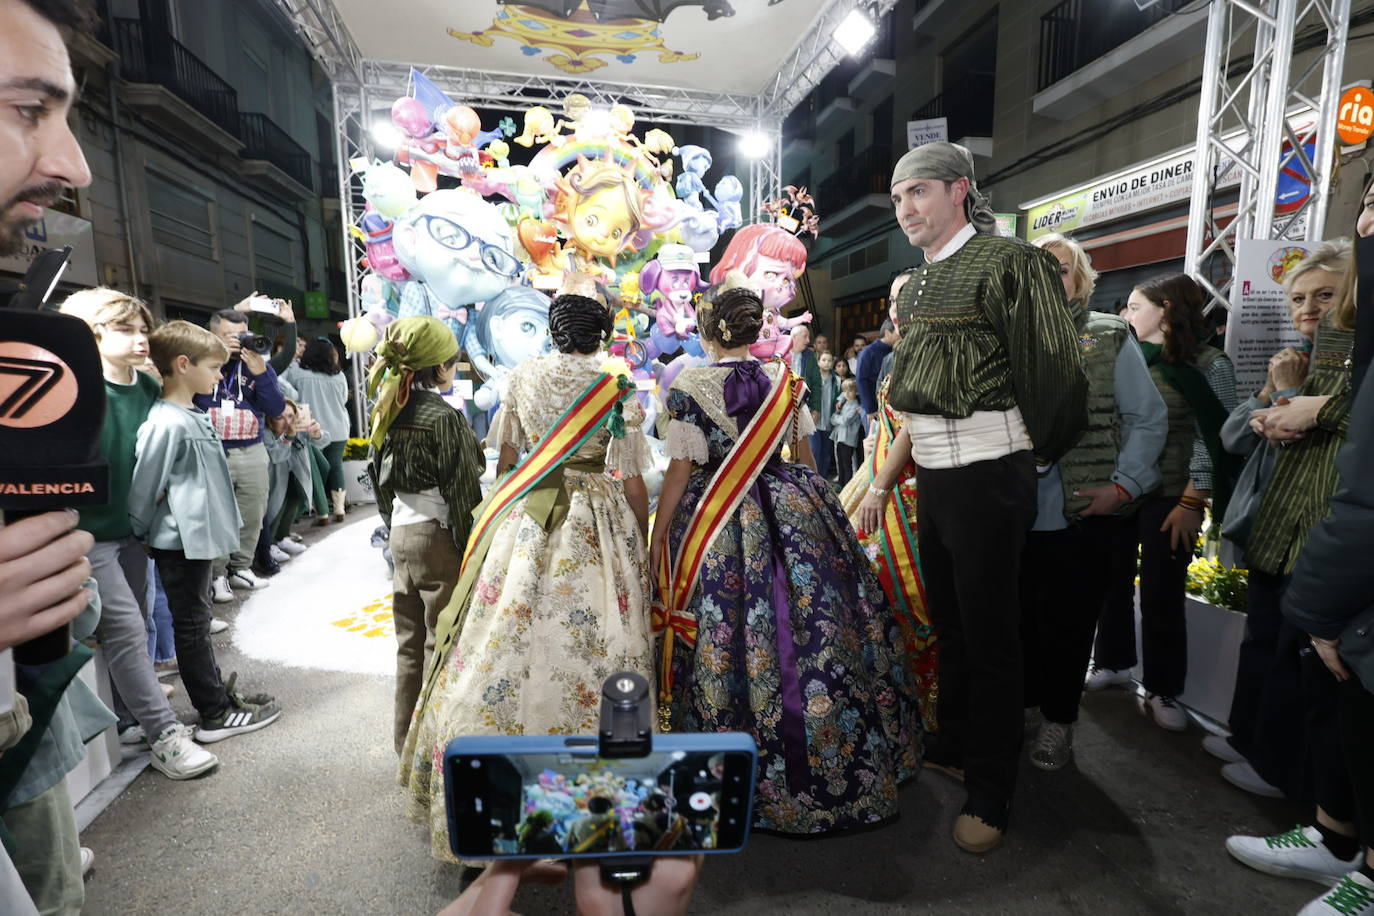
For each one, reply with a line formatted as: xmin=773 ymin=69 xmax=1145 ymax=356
xmin=276 ymin=0 xmax=872 ymax=415
xmin=1183 ymin=0 xmax=1351 ymax=312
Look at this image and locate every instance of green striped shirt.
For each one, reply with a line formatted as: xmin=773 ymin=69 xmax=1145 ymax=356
xmin=886 ymin=232 xmax=1088 ymax=463
xmin=1246 ymin=313 xmax=1354 ymax=575
xmin=370 ymin=390 xmax=486 ymax=552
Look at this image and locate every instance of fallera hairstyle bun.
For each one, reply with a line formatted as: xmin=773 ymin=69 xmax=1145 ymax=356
xmin=548 ymin=294 xmax=613 ymax=354
xmin=698 ymin=272 xmax=764 ymax=347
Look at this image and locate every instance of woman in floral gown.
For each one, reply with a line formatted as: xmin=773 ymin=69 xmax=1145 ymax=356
xmin=650 ymin=280 xmax=922 ymax=836
xmin=400 ymin=291 xmax=656 ymax=861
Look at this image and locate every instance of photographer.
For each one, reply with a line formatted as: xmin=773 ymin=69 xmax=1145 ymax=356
xmin=199 ymin=309 xmax=287 ymax=602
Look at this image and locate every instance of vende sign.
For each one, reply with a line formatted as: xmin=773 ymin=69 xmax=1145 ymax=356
xmin=1338 ymin=86 xmax=1374 ymax=145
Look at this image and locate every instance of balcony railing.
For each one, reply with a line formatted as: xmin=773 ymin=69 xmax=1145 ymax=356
xmin=239 ymin=113 xmax=314 ymax=192
xmin=817 ymin=144 xmax=892 ymax=211
xmin=111 ymin=18 xmax=240 ymax=139
xmin=911 ymin=70 xmax=995 ymax=141
xmin=1038 ymin=0 xmax=1191 ymax=92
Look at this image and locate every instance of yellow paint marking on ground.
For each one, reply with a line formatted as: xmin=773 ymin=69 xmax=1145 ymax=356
xmin=330 ymin=594 xmax=397 ymax=639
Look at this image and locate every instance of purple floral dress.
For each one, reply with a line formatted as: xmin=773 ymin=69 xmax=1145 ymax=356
xmin=663 ymin=360 xmax=922 ymax=835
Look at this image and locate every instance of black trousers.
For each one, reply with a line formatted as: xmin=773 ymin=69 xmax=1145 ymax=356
xmin=917 ymin=451 xmax=1037 ymax=826
xmin=1094 ymin=496 xmax=1190 ymax=697
xmin=1021 ymin=515 xmax=1128 ymax=725
xmin=835 ymin=442 xmax=859 ymax=488
xmin=1339 ymin=679 xmax=1374 ymax=845
xmin=150 ymin=549 xmax=230 ymax=721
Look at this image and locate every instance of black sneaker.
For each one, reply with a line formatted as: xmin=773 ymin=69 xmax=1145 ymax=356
xmin=195 ymin=678 xmax=281 ymax=744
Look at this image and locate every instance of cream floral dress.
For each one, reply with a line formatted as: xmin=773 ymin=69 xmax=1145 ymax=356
xmin=399 ymin=351 xmax=656 ymax=862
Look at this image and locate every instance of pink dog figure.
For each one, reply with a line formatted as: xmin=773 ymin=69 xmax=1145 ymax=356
xmin=640 ymin=244 xmax=708 ymax=358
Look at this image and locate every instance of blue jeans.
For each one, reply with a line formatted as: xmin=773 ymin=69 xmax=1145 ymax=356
xmin=810 ymin=430 xmax=834 ymax=479
xmin=144 ymin=558 xmax=177 ymax=664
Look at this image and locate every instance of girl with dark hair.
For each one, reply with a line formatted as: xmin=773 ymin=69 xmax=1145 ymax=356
xmin=1088 ymin=273 xmax=1240 ymax=732
xmin=651 ymin=275 xmax=921 ymax=836
xmin=284 ymin=339 xmax=350 ymax=522
xmin=402 ymin=281 xmax=655 ymax=862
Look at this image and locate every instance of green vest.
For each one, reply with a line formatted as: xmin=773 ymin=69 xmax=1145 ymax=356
xmin=1059 ymin=309 xmax=1130 ymax=518
xmin=1148 ymin=344 xmax=1222 ymax=497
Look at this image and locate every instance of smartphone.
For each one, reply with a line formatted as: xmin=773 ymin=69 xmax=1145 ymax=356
xmin=247 ymin=295 xmax=281 ymax=315
xmin=444 ymin=733 xmax=757 ymax=861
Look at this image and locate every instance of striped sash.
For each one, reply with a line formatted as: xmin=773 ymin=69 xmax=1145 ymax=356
xmin=868 ymin=406 xmax=928 ymax=639
xmin=653 ymin=365 xmax=802 ymax=703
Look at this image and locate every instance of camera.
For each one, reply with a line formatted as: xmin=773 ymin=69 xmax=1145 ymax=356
xmin=236 ymin=330 xmax=272 ymax=355
xmin=444 ymin=673 xmax=757 ymax=862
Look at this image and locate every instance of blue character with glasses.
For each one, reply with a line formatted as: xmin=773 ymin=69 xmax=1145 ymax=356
xmin=465 ymin=285 xmax=553 ymax=411
xmin=393 ymin=188 xmax=521 ymax=339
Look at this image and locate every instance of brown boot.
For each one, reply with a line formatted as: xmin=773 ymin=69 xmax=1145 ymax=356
xmin=953 ymin=813 xmax=1003 ymax=853
xmin=330 ymin=489 xmax=347 ymax=523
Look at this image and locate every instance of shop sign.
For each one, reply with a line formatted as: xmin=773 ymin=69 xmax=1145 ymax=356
xmin=0 ymin=208 xmax=97 ymax=287
xmin=1337 ymin=85 xmax=1374 ymax=145
xmin=906 ymin=117 xmax=948 ymax=150
xmin=1228 ymin=238 xmax=1313 ymax=395
xmin=304 ymin=289 xmax=329 ymax=319
xmin=993 ymin=213 xmax=1018 ymax=238
xmin=1025 ymin=153 xmax=1241 ymax=240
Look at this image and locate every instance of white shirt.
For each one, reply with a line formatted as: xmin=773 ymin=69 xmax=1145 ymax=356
xmin=925 ymin=223 xmax=977 ymax=264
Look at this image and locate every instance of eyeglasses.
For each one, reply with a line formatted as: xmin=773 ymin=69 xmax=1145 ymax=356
xmin=420 ymin=214 xmax=522 ymax=278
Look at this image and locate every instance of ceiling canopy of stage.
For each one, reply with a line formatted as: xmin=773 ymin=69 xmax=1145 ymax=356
xmin=275 ymin=0 xmax=891 ymax=127
xmin=332 ymin=0 xmax=829 ymax=98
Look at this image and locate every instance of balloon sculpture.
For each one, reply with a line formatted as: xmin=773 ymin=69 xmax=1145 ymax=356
xmin=345 ymin=65 xmax=820 ymax=435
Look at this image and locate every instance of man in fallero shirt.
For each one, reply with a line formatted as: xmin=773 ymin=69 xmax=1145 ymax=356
xmin=858 ymin=141 xmax=1087 ymax=854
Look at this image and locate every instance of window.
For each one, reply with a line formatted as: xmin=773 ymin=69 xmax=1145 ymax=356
xmin=252 ymin=220 xmax=296 ymax=285
xmin=872 ymin=95 xmax=894 ymax=149
xmin=836 ymin=128 xmax=854 ymax=170
xmin=831 ymin=238 xmax=889 ymax=281
xmin=146 ymin=167 xmax=216 ymax=260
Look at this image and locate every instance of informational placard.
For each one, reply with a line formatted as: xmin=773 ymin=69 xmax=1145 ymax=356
xmin=994 ymin=213 xmax=1018 ymax=238
xmin=0 ymin=208 xmax=97 ymax=287
xmin=1228 ymin=238 xmax=1313 ymax=396
xmin=906 ymin=117 xmax=948 ymax=150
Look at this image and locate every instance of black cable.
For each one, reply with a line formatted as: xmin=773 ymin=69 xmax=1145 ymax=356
xmin=622 ymin=884 xmax=637 ymax=916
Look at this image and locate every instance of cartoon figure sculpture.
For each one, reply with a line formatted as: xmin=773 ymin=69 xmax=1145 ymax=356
xmin=674 ymin=145 xmax=713 ymax=210
xmin=391 ymin=188 xmax=521 ymax=338
xmin=352 ymin=159 xmax=417 ymax=282
xmin=639 ymin=243 xmax=706 ymax=358
xmin=713 ymin=175 xmax=744 ymax=232
xmin=709 ymin=224 xmax=811 ymax=359
xmin=464 ymin=285 xmax=553 ymax=410
xmin=552 ymin=153 xmax=653 ymax=268
xmin=392 ymin=70 xmax=502 ymax=193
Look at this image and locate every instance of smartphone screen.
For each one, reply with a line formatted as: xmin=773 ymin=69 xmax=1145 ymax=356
xmin=446 ymin=745 xmax=755 ymax=859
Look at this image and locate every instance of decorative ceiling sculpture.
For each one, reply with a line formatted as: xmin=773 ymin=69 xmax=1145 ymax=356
xmin=497 ymin=0 xmax=737 ymax=22
xmin=450 ymin=3 xmax=705 ymax=75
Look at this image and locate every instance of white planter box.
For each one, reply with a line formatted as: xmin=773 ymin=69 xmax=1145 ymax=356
xmin=342 ymin=458 xmax=375 ymax=505
xmin=1130 ymin=592 xmax=1246 ymax=725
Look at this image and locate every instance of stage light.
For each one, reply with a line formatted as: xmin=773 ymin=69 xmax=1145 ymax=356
xmin=580 ymin=106 xmax=613 ymax=139
xmin=370 ymin=120 xmax=403 ymax=151
xmin=739 ymin=131 xmax=772 ymax=160
xmin=835 ymin=8 xmax=876 ymax=56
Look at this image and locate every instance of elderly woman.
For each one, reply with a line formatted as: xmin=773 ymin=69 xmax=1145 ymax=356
xmin=1210 ymin=241 xmax=1351 ymax=794
xmin=1019 ymin=233 xmax=1167 ymax=770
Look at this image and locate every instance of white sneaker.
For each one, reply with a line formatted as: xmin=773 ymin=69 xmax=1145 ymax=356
xmin=148 ymin=723 xmax=218 ymax=780
xmin=268 ymin=544 xmax=292 ymax=564
xmin=1228 ymin=825 xmax=1363 ymax=886
xmin=212 ymin=576 xmax=233 ymax=604
xmin=275 ymin=537 xmax=306 ymax=556
xmin=80 ymin=847 xmax=94 ymax=877
xmin=118 ymin=724 xmax=146 ymax=746
xmin=209 ymin=617 xmax=229 ymax=635
xmin=1299 ymin=870 xmax=1374 ymax=914
xmin=1084 ymin=665 xmax=1132 ymax=691
xmin=227 ymin=569 xmax=269 ymax=590
xmin=1202 ymin=733 xmax=1246 ymax=763
xmin=1029 ymin=721 xmax=1073 ymax=772
xmin=1138 ymin=692 xmax=1188 ymax=731
xmin=1222 ymin=761 xmax=1285 ymax=798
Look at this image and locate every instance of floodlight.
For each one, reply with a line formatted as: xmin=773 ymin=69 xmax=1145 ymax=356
xmin=739 ymin=132 xmax=772 ymax=159
xmin=835 ymin=8 xmax=876 ymax=56
xmin=370 ymin=120 xmax=403 ymax=151
xmin=580 ymin=106 xmax=613 ymax=138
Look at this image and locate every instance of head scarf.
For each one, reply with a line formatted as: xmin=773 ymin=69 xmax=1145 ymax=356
xmin=366 ymin=316 xmax=459 ymax=449
xmin=890 ymin=141 xmax=998 ymax=235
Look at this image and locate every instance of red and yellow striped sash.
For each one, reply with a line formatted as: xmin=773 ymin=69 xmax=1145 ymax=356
xmin=654 ymin=365 xmax=801 ymax=698
xmin=870 ymin=407 xmax=928 ymax=635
